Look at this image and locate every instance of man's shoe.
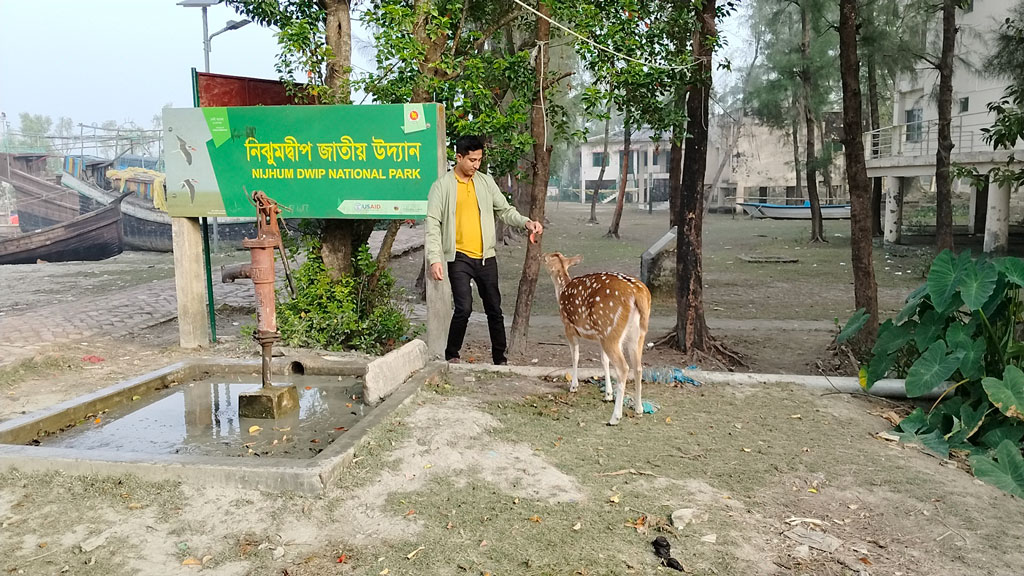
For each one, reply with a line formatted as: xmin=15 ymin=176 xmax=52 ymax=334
xmin=446 ymin=358 xmax=461 ymax=364
xmin=494 ymin=360 xmax=507 ymax=366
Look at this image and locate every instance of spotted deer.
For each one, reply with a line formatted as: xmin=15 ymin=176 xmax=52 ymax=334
xmin=543 ymin=252 xmax=652 ymax=425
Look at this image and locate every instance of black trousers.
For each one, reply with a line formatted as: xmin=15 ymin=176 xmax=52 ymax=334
xmin=445 ymin=252 xmax=506 ymax=364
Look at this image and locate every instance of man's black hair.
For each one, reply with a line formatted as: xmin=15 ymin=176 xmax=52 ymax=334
xmin=455 ymin=135 xmax=485 ymax=156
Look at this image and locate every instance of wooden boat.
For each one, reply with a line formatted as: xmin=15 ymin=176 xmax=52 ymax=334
xmin=737 ymin=201 xmax=851 ymax=220
xmin=0 ymin=191 xmax=130 ymax=265
xmin=61 ymin=171 xmax=258 ymax=252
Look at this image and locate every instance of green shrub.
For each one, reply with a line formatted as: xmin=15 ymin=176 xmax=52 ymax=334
xmin=845 ymin=249 xmax=1024 ymax=497
xmin=276 ymin=242 xmax=412 ymax=355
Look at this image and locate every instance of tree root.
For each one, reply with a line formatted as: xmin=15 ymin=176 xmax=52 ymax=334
xmin=651 ymin=326 xmax=746 ymax=370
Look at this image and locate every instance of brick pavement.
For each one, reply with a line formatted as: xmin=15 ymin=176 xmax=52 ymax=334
xmin=0 ymin=228 xmax=424 ymax=367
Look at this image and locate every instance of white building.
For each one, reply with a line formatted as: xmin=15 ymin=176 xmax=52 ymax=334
xmin=577 ymin=116 xmax=847 ymax=211
xmin=865 ymin=0 xmax=1024 ymax=251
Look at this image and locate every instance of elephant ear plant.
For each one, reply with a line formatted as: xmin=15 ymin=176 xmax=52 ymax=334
xmin=840 ymin=249 xmax=1024 ymax=497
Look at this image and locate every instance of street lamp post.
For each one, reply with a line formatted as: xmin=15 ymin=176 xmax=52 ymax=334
xmin=178 ymin=0 xmax=250 ymax=252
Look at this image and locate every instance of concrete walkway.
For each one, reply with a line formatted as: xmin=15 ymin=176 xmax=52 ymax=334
xmin=0 ymin=227 xmax=425 ymax=367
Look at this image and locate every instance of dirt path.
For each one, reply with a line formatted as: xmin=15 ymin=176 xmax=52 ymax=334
xmin=2 ymin=371 xmax=1021 ymax=576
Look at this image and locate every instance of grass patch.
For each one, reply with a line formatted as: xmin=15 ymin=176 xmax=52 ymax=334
xmin=0 ymin=354 xmax=76 ymax=389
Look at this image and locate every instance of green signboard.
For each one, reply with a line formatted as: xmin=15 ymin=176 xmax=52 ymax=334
xmin=163 ymin=103 xmax=442 ymax=218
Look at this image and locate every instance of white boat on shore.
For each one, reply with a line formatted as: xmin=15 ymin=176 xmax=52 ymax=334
xmin=738 ymin=201 xmax=851 ymax=220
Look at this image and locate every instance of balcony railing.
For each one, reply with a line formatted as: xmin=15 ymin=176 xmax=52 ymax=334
xmin=864 ymin=111 xmax=1023 ymax=160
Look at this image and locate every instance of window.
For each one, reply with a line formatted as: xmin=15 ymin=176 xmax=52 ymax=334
xmin=591 ymin=152 xmax=609 ymax=167
xmin=652 ymin=152 xmax=659 ymax=166
xmin=959 ymin=97 xmax=970 ymax=114
xmin=905 ymin=108 xmax=923 ymax=143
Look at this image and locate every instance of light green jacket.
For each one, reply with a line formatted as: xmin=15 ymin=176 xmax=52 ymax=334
xmin=425 ymin=170 xmax=530 ymax=265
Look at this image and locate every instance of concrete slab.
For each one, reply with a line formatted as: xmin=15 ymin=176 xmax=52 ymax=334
xmin=362 ymin=339 xmax=429 ymax=406
xmin=0 ymin=357 xmax=443 ymax=494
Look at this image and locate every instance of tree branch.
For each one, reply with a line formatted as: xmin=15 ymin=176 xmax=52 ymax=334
xmin=450 ymin=0 xmax=471 ymax=60
xmin=912 ymin=51 xmax=940 ymax=68
xmin=544 ymin=70 xmax=573 ymax=90
xmin=473 ymin=7 xmax=523 ymax=51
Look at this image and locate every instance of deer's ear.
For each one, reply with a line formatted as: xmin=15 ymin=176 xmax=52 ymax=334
xmin=567 ymin=254 xmax=583 ymax=267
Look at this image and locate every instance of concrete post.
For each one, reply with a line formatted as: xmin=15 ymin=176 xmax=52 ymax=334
xmin=426 ymin=108 xmax=453 ymax=358
xmin=884 ymin=175 xmax=903 ymax=245
xmin=172 ymin=216 xmax=211 ymax=348
xmin=984 ymin=180 xmax=1011 ymax=254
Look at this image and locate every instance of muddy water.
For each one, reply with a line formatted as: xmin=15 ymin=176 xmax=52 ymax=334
xmin=37 ymin=374 xmax=366 ymax=459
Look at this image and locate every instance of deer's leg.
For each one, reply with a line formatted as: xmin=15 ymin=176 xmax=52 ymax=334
xmin=604 ymin=340 xmax=629 ymax=426
xmin=567 ymin=330 xmax=581 ymax=393
xmin=626 ymin=309 xmax=645 ymax=418
xmin=600 ymin=349 xmax=614 ymax=401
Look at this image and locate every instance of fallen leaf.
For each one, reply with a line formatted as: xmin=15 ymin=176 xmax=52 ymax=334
xmin=94 ymin=418 xmax=102 ymax=424
xmin=38 ymin=542 xmax=47 ymax=548
xmin=446 ymin=522 xmax=453 ymax=530
xmin=847 ymin=504 xmax=859 ymax=510
xmin=741 ymin=448 xmax=752 ymax=453
xmin=609 ymin=493 xmax=621 ymax=503
xmin=406 ymin=509 xmax=416 ymax=517
xmin=790 ymin=414 xmax=802 ymax=419
xmin=424 ymin=463 xmax=432 ymax=469
xmin=310 ymin=438 xmax=320 ymax=444
xmin=807 ymin=488 xmax=818 ymax=494
xmin=529 ymin=515 xmax=542 ymax=523
xmin=182 ymin=557 xmax=202 ymax=566
xmin=337 ymin=554 xmax=348 ymax=563
xmin=248 ymin=425 xmax=262 ymax=435
xmin=701 ymin=534 xmax=717 ymax=543
xmin=480 ymin=540 xmax=488 ymax=547
xmin=202 ymin=555 xmax=213 ymax=565
xmin=132 ymin=395 xmax=142 ymax=401
xmin=379 ymin=569 xmax=390 ymax=575
xmin=127 ymin=503 xmax=143 ymax=510
xmin=334 ymin=427 xmax=347 ymax=431
xmin=572 ymin=522 xmax=581 ymax=531
xmin=346 ymin=403 xmax=353 ymax=408
xmin=785 ymin=517 xmax=823 ymax=526
xmin=665 ymin=417 xmax=672 ymax=423
xmin=407 ymin=546 xmax=424 ymax=560
xmin=859 ymin=557 xmax=873 ymax=566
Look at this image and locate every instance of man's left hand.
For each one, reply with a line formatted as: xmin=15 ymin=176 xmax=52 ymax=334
xmin=525 ymin=220 xmax=543 ymax=236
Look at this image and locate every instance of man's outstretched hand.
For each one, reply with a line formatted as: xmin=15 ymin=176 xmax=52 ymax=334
xmin=526 ymin=220 xmax=544 ymax=243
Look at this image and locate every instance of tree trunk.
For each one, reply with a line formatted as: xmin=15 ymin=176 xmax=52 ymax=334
xmin=368 ymin=220 xmax=401 ymax=292
xmin=508 ymin=0 xmax=552 ymax=356
xmin=668 ymin=84 xmax=686 ymax=228
xmin=791 ymin=114 xmax=802 ymax=201
xmin=674 ymin=0 xmax=716 ymax=353
xmin=589 ymin=110 xmax=612 ymax=223
xmin=935 ymin=0 xmax=957 ymax=252
xmin=867 ymin=57 xmax=884 ymax=236
xmin=668 ymin=138 xmax=683 ymax=227
xmin=320 ymin=219 xmax=375 ymax=280
xmin=839 ymin=0 xmax=879 ymax=347
xmin=322 ymin=0 xmax=352 ymax=103
xmin=607 ymin=114 xmax=630 ymax=238
xmin=801 ymin=3 xmax=825 ymax=242
xmin=819 ymin=119 xmax=833 ymax=202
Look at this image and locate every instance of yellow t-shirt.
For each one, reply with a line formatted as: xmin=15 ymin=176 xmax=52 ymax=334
xmin=454 ymin=174 xmax=483 ymax=258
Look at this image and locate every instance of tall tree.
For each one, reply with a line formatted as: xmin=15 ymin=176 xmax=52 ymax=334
xmin=231 ymin=0 xmax=366 ymax=278
xmin=589 ymin=109 xmax=612 ymax=223
xmin=509 ymin=0 xmax=556 ymax=355
xmin=799 ymin=0 xmax=825 ymax=242
xmin=933 ymin=0 xmax=957 ymax=251
xmin=839 ymin=0 xmax=879 ymax=346
xmin=672 ymin=0 xmax=737 ymax=362
xmin=608 ymin=115 xmax=631 ymax=238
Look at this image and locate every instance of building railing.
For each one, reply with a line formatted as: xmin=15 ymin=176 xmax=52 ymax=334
xmin=864 ymin=111 xmax=1024 ymax=160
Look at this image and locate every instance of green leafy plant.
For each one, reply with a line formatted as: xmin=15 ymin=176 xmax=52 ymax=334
xmin=276 ymin=239 xmax=412 ymax=355
xmin=846 ymin=249 xmax=1024 ymax=496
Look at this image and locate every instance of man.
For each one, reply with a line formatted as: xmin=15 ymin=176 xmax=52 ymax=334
xmin=425 ymin=135 xmax=544 ymax=365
